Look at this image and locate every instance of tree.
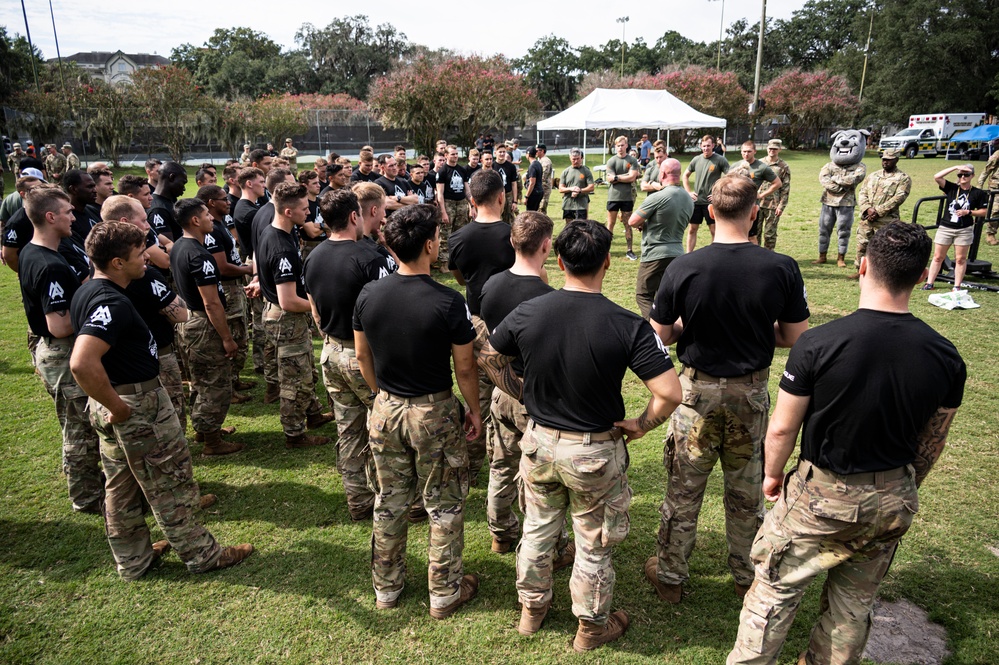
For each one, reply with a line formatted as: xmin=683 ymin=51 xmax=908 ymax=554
xmin=249 ymin=95 xmax=309 ymax=149
xmin=206 ymin=98 xmax=254 ymax=159
xmin=131 ymin=65 xmax=210 ymax=162
xmin=76 ymin=81 xmax=140 ymax=167
xmin=514 ymin=37 xmax=581 ymax=111
xmin=369 ymin=55 xmax=541 ymax=157
xmin=762 ymin=70 xmax=860 ymax=148
xmin=0 ymin=26 xmax=43 ymax=107
xmin=296 ymin=16 xmax=410 ymax=99
xmin=9 ymin=89 xmax=72 ymax=145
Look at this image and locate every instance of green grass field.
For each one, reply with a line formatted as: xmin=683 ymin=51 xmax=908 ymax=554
xmin=0 ymin=151 xmax=996 ymax=664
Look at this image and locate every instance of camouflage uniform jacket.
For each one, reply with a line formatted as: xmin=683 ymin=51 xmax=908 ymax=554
xmin=978 ymin=150 xmax=999 ymax=191
xmin=7 ymin=151 xmax=25 ymax=177
xmin=857 ymin=169 xmax=912 ymax=223
xmin=65 ymin=153 xmax=81 ymax=171
xmin=539 ymin=156 xmax=554 ymax=193
xmin=759 ymin=157 xmax=790 ymax=210
xmin=45 ymin=153 xmax=67 ymax=180
xmin=819 ymin=162 xmax=866 ymax=207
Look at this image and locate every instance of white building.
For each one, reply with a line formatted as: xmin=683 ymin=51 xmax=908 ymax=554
xmin=55 ymin=51 xmax=170 ymax=85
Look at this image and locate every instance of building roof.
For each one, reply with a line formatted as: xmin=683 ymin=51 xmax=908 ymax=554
xmin=55 ymin=51 xmax=169 ymax=67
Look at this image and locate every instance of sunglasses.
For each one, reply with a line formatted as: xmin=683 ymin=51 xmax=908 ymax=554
xmin=957 ymin=173 xmax=972 ymax=178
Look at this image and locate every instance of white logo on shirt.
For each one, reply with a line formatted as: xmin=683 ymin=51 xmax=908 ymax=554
xmin=151 ymin=280 xmax=167 ymax=297
xmin=48 ymin=281 xmax=65 ymax=301
xmin=148 ymin=332 xmax=158 ymax=358
xmin=802 ymin=284 xmax=808 ymax=304
xmin=6 ymin=229 xmax=15 ymax=241
xmin=449 ymin=171 xmax=464 ymax=194
xmin=653 ymin=333 xmax=671 ymax=359
xmin=782 ymin=370 xmax=796 ymax=382
xmin=152 ymin=213 xmax=164 ymax=228
xmin=278 ymin=257 xmax=293 ymax=275
xmin=464 ymin=303 xmax=472 ymax=322
xmin=204 ymin=234 xmax=217 ymax=249
xmin=89 ymin=305 xmax=112 ymax=326
xmin=202 ymin=261 xmax=215 ymax=276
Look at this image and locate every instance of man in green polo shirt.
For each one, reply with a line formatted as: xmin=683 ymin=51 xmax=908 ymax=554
xmin=682 ymin=135 xmax=729 ymax=253
xmin=729 ymin=140 xmax=782 ymax=244
xmin=628 ymin=159 xmax=693 ymax=319
xmin=606 ymin=135 xmax=642 ymax=260
xmin=559 ymin=148 xmax=595 ymax=221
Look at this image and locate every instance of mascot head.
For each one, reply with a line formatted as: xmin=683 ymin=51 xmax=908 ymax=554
xmin=829 ymin=129 xmax=869 ymax=167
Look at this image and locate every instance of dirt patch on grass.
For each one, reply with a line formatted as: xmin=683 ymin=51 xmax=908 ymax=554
xmin=862 ymin=599 xmax=949 ymax=665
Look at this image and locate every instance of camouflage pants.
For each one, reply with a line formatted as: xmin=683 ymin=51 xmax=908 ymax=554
xmin=517 ymin=421 xmax=631 ymax=624
xmin=655 ymin=370 xmax=768 ymax=588
xmin=90 ymin=386 xmax=221 ymax=580
xmin=469 ymin=315 xmax=494 ymax=478
xmin=541 ymin=187 xmax=552 ymax=215
xmin=986 ymin=194 xmax=998 ymax=236
xmin=441 ymin=199 xmax=470 ymax=266
xmin=487 ymin=388 xmax=527 ymax=542
xmin=501 ymin=197 xmax=516 ymax=226
xmin=727 ymin=460 xmax=917 ymax=665
xmin=759 ymin=207 xmax=781 ymax=250
xmin=159 ymin=349 xmax=186 ymax=433
xmin=854 ymin=217 xmax=897 ymax=268
xmin=178 ymin=313 xmax=232 ymax=434
xmin=817 ymin=205 xmax=854 ymax=256
xmin=320 ymin=335 xmax=375 ymax=519
xmin=35 ymin=336 xmax=103 ymax=512
xmin=249 ymin=295 xmax=274 ymax=380
xmin=262 ymin=303 xmax=322 ymax=437
xmin=368 ymin=390 xmax=469 ymax=608
xmin=222 ymin=282 xmax=249 ymax=383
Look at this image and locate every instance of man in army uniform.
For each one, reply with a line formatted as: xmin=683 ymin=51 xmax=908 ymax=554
xmin=44 ymin=145 xmax=68 ymax=184
xmin=69 ymin=221 xmax=253 ymax=580
xmin=280 ymin=138 xmax=298 ymax=172
xmin=977 ymin=139 xmax=999 ymax=245
xmin=729 ymin=141 xmax=783 ymax=245
xmin=7 ymin=143 xmax=26 ymax=179
xmin=537 ymin=144 xmax=554 ymax=213
xmin=727 ymin=222 xmax=965 ymax=665
xmin=850 ymin=147 xmax=911 ymax=279
xmin=353 ymin=204 xmax=482 ymax=618
xmin=757 ymin=139 xmax=791 ymax=250
xmin=559 ymin=148 xmax=595 ymax=221
xmin=62 ymin=143 xmax=81 ymax=172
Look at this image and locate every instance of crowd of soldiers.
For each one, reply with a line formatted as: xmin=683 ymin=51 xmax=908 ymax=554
xmin=0 ymin=134 xmax=970 ymax=663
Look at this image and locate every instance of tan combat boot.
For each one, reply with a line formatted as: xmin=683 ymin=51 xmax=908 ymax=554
xmin=735 ymin=581 xmax=752 ymax=599
xmin=202 ymin=543 xmax=254 ymax=572
xmin=263 ymin=382 xmax=280 ymax=404
xmin=518 ymin=600 xmax=550 ymax=636
xmin=836 ymin=253 xmax=847 ymax=267
xmin=987 ymin=233 xmax=998 ymax=246
xmin=230 ymin=391 xmax=253 ymax=404
xmin=553 ymin=542 xmax=576 ymax=572
xmin=811 ymin=252 xmax=827 ymax=265
xmin=644 ymin=556 xmax=682 ymax=603
xmin=429 ymin=574 xmax=479 ymax=619
xmin=306 ymin=411 xmax=335 ymax=429
xmin=285 ymin=433 xmax=330 ymax=449
xmin=572 ymin=610 xmax=630 ymax=652
xmin=199 ymin=493 xmax=217 ymax=510
xmin=195 ymin=425 xmax=236 ymax=443
xmin=491 ymin=537 xmax=514 ymax=554
xmin=201 ymin=430 xmax=245 ymax=456
xmin=234 ymin=378 xmax=257 ymax=391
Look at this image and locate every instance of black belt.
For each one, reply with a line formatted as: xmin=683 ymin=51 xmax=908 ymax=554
xmin=379 ymin=389 xmax=452 ymax=405
xmin=799 ymin=459 xmax=909 ymax=486
xmin=221 ymin=278 xmax=243 ymax=286
xmin=158 ymin=343 xmax=174 ymax=356
xmin=527 ymin=420 xmax=622 ymax=442
xmin=681 ymin=365 xmax=768 ymax=384
xmin=113 ymin=378 xmax=161 ymax=395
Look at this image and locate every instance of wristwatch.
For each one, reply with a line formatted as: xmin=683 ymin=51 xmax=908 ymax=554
xmin=396 ymin=194 xmax=402 ymax=203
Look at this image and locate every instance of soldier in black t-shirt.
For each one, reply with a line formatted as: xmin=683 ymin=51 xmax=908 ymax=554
xmin=373 ymin=158 xmax=418 ymax=216
xmin=63 ymin=170 xmax=100 ymax=246
xmin=408 ymin=163 xmax=436 ymax=206
xmin=70 ymin=221 xmax=253 ymax=581
xmin=352 ymin=182 xmax=399 ymax=274
xmin=648 ymin=175 xmax=810 ymax=606
xmin=349 ymin=151 xmax=379 ymax=184
xmin=304 ymin=189 xmax=394 ymax=521
xmin=480 ymin=219 xmax=681 ymax=650
xmin=435 ymin=145 xmax=471 ymax=268
xmin=729 ymin=222 xmax=966 ymax=664
xmin=493 ymin=144 xmax=520 ymax=226
xmin=147 ymin=162 xmax=188 ymax=242
xmin=353 ymin=204 xmax=482 ymax=619
xmin=20 ymin=187 xmax=102 ymax=513
xmin=170 ymin=199 xmax=244 ymax=456
xmin=256 ymin=182 xmax=333 ymax=448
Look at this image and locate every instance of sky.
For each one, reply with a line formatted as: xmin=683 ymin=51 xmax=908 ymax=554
xmin=3 ymin=0 xmax=804 ymax=63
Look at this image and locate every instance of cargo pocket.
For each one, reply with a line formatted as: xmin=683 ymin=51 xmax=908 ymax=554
xmin=680 ymin=387 xmax=701 ymax=409
xmin=808 ymin=495 xmax=860 ymax=524
xmin=738 ymin=589 xmax=776 ymax=655
xmin=143 ymin=440 xmax=194 ymax=493
xmin=663 ymin=430 xmax=677 ymax=472
xmin=745 ymin=384 xmax=770 ymax=414
xmin=600 ymin=484 xmax=632 ymax=547
xmin=756 ymin=530 xmax=791 ymax=584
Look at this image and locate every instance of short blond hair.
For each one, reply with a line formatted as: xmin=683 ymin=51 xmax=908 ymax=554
xmin=352 ymin=182 xmax=385 ymax=208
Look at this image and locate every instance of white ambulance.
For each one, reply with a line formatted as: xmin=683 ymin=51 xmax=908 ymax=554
xmin=878 ymin=113 xmax=986 ymax=159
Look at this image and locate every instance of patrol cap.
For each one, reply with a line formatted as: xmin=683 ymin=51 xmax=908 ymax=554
xmin=957 ymin=163 xmax=975 ymax=175
xmin=504 ymin=140 xmax=515 ymax=149
xmin=285 ymin=138 xmax=293 ymax=142
xmin=12 ymin=142 xmax=21 ymax=149
xmin=881 ymin=148 xmax=901 ymax=160
xmin=61 ymin=142 xmax=73 ymax=149
xmin=767 ymin=139 xmax=783 ymax=150
xmin=20 ymin=167 xmax=45 ymax=181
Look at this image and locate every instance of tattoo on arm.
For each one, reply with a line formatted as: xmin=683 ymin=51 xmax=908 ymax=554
xmin=912 ymin=407 xmax=957 ymax=487
xmin=159 ymin=296 xmax=188 ymax=324
xmin=478 ymin=343 xmax=523 ymax=401
xmin=636 ymin=400 xmax=669 ymax=433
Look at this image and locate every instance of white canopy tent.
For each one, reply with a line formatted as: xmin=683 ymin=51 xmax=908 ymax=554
xmin=536 ymin=88 xmax=728 ymax=164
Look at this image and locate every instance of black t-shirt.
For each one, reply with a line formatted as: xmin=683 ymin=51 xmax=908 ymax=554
xmin=480 ymin=270 xmax=554 ymax=376
xmin=256 ymin=224 xmax=305 ymax=305
xmin=169 ymin=237 xmax=225 ymax=312
xmin=226 ymin=192 xmax=240 ymax=211
xmin=439 ymin=164 xmax=469 ymax=201
xmin=350 ymin=169 xmax=379 ymax=184
xmin=491 ymin=290 xmax=673 ymax=432
xmin=124 ymin=265 xmax=176 ymax=348
xmin=148 ymin=194 xmax=180 ymax=241
xmin=361 ymin=236 xmax=399 ymax=273
xmin=205 ymin=219 xmax=244 ymax=270
xmin=411 ymin=178 xmax=436 ymax=205
xmin=2 ymin=207 xmax=32 ymax=250
xmin=58 ymin=236 xmax=91 ymax=282
xmin=251 ymin=202 xmax=276 ymax=259
xmin=304 ymin=239 xmax=394 ymax=338
xmin=374 ymin=176 xmax=413 ymax=215
xmin=353 ymin=273 xmax=475 ymax=396
xmin=71 ymin=206 xmax=100 ymax=246
xmin=71 ymin=278 xmax=159 ymax=385
xmin=651 ymin=243 xmax=810 ymax=376
xmin=495 ymin=161 xmax=518 ymax=194
xmin=447 ymin=220 xmax=515 ymax=314
xmin=940 ymin=180 xmax=989 ymax=229
xmin=525 ymin=160 xmax=544 ymax=199
xmin=18 ymin=242 xmax=80 ymax=337
xmin=780 ymin=309 xmax=966 ymax=474
xmin=232 ymin=198 xmax=260 ymax=257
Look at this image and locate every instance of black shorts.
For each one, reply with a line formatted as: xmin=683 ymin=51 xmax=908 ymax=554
xmin=749 ymin=218 xmax=761 ymax=238
xmin=606 ymin=201 xmax=634 ymax=213
xmin=690 ymin=203 xmax=715 ymax=226
xmin=563 ymin=208 xmax=588 ymax=221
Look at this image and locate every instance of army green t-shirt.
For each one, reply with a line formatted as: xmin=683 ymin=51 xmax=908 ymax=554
xmin=732 ymin=159 xmax=776 ymax=187
xmin=685 ymin=153 xmax=729 ymax=204
xmin=636 ymin=185 xmax=694 ymax=262
xmin=560 ymin=165 xmax=594 ymax=212
xmin=606 ymin=155 xmax=640 ymax=202
xmin=642 ymin=161 xmax=661 ymax=187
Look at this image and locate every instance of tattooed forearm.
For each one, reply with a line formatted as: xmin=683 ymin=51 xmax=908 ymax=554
xmin=159 ymin=296 xmax=189 ymax=325
xmin=478 ymin=342 xmax=523 ymax=401
xmin=912 ymin=407 xmax=957 ymax=487
xmin=636 ymin=400 xmax=670 ymax=433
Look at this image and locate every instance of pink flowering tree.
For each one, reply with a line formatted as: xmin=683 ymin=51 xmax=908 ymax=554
xmin=369 ymin=55 xmax=541 ymax=156
xmin=762 ymin=70 xmax=860 ymax=149
xmin=248 ymin=92 xmax=367 ymax=149
xmin=132 ymin=65 xmax=211 ymax=162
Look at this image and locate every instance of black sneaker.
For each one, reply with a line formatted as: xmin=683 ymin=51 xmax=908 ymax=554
xmin=626 ymin=251 xmax=637 ymax=261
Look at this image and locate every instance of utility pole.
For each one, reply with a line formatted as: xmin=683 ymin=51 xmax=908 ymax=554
xmin=616 ymin=16 xmax=629 ymax=77
xmin=20 ymin=0 xmax=40 ymax=92
xmin=858 ymin=9 xmax=874 ymax=103
xmin=751 ymin=0 xmax=767 ymax=138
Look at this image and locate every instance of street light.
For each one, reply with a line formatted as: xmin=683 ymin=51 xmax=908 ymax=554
xmin=616 ymin=16 xmax=629 ymax=77
xmin=708 ymin=0 xmax=726 ymax=69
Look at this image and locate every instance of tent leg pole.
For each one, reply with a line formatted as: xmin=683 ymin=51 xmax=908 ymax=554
xmin=603 ymin=130 xmax=607 ymax=165
xmin=667 ymin=130 xmax=670 ymax=153
xmin=583 ymin=130 xmax=586 ymax=167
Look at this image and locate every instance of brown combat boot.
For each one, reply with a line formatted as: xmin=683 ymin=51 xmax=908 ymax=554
xmin=195 ymin=425 xmax=237 ymax=443
xmin=836 ymin=253 xmax=847 ymax=267
xmin=811 ymin=252 xmax=827 ymax=265
xmin=230 ymin=391 xmax=253 ymax=404
xmin=202 ymin=543 xmax=254 ymax=572
xmin=848 ymin=271 xmax=861 ymax=280
xmin=553 ymin=542 xmax=576 ymax=572
xmin=408 ymin=503 xmax=429 ymax=523
xmin=987 ymin=233 xmax=998 ymax=246
xmin=201 ymin=430 xmax=245 ymax=456
xmin=285 ymin=433 xmax=330 ymax=449
xmin=491 ymin=537 xmax=515 ymax=554
xmin=644 ymin=556 xmax=682 ymax=603
xmin=151 ymin=539 xmax=171 ymax=563
xmin=306 ymin=411 xmax=335 ymax=430
xmin=429 ymin=574 xmax=479 ymax=619
xmin=572 ymin=610 xmax=630 ymax=653
xmin=199 ymin=493 xmax=217 ymax=510
xmin=234 ymin=378 xmax=257 ymax=391
xmin=518 ymin=600 xmax=550 ymax=636
xmin=264 ymin=382 xmax=280 ymax=404
xmin=735 ymin=581 xmax=752 ymax=599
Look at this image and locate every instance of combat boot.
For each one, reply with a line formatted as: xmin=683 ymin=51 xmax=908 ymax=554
xmin=202 ymin=543 xmax=254 ymax=572
xmin=735 ymin=581 xmax=752 ymax=599
xmin=285 ymin=433 xmax=330 ymax=449
xmin=199 ymin=493 xmax=217 ymax=510
xmin=553 ymin=542 xmax=576 ymax=572
xmin=201 ymin=430 xmax=244 ymax=456
xmin=264 ymin=382 xmax=280 ymax=404
xmin=306 ymin=411 xmax=335 ymax=429
xmin=836 ymin=253 xmax=847 ymax=267
xmin=518 ymin=600 xmax=550 ymax=636
xmin=230 ymin=391 xmax=253 ymax=404
xmin=151 ymin=539 xmax=171 ymax=563
xmin=572 ymin=610 xmax=630 ymax=653
xmin=811 ymin=252 xmax=827 ymax=265
xmin=848 ymin=271 xmax=861 ymax=280
xmin=987 ymin=233 xmax=998 ymax=246
xmin=491 ymin=537 xmax=515 ymax=554
xmin=234 ymin=378 xmax=257 ymax=391
xmin=644 ymin=556 xmax=682 ymax=603
xmin=429 ymin=573 xmax=479 ymax=619
xmin=195 ymin=425 xmax=237 ymax=443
